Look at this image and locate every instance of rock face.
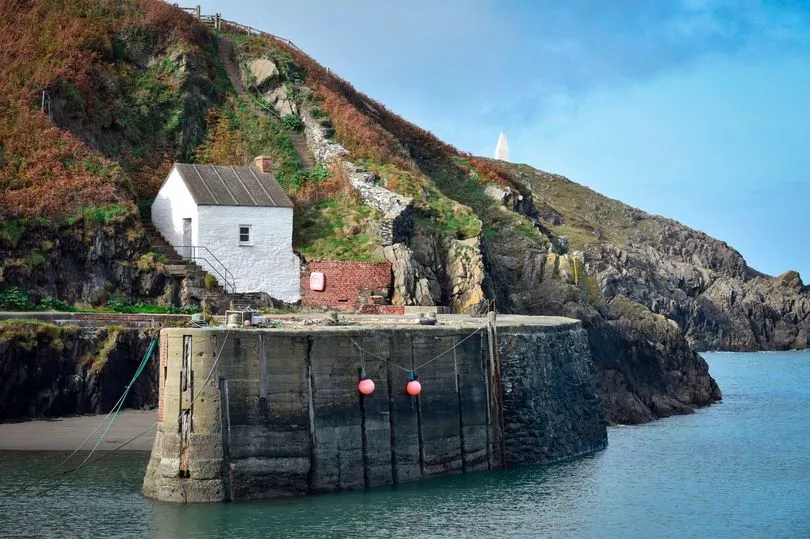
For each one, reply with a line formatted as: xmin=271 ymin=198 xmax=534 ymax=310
xmin=585 ymin=224 xmax=810 ymax=352
xmin=384 ymin=229 xmax=486 ymax=313
xmin=0 ymin=323 xmax=157 ymax=421
xmin=587 ymin=297 xmax=722 ymax=424
xmin=480 ymin=245 xmax=722 ymax=424
xmin=0 ymin=213 xmax=182 ymax=307
xmin=244 ymin=58 xmax=298 ymax=116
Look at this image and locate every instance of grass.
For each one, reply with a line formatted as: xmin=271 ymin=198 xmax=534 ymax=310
xmin=294 ymin=198 xmax=384 ymax=261
xmin=92 ymin=326 xmax=122 ymax=373
xmin=366 ymin=162 xmax=481 ymax=240
xmin=194 ymin=94 xmax=301 ymax=189
xmin=0 ymin=319 xmax=74 ymax=352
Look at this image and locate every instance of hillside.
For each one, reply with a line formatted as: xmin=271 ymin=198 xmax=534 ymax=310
xmin=4 ymin=0 xmax=806 ymax=423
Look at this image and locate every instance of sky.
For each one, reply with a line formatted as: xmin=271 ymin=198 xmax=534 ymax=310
xmin=194 ymin=0 xmax=810 ymax=279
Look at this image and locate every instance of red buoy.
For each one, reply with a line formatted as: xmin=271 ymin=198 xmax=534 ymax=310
xmin=406 ymin=380 xmax=422 ymax=396
xmin=358 ymin=378 xmax=375 ymax=395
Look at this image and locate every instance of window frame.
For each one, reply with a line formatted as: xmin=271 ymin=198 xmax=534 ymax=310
xmin=238 ymin=224 xmax=253 ymax=246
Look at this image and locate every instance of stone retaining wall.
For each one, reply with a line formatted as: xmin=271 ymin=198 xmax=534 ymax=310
xmin=142 ymin=318 xmax=606 ymax=502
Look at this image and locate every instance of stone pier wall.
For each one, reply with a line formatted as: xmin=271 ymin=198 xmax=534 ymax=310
xmin=143 ymin=318 xmax=606 ymax=502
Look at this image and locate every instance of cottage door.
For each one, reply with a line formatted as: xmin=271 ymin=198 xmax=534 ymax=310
xmin=182 ymin=218 xmax=192 ymax=259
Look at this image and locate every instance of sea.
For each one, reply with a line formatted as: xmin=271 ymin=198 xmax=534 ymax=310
xmin=1 ymin=351 xmax=809 ymax=538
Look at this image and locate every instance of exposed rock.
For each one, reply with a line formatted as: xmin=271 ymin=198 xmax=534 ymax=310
xmin=242 ymin=57 xmax=298 ymax=116
xmin=246 ymin=58 xmax=279 ymax=88
xmin=483 ymin=245 xmax=720 ymax=424
xmin=0 ymin=214 xmax=183 ymax=307
xmin=585 ymin=240 xmax=810 ymax=351
xmin=383 ymin=243 xmax=441 ymax=306
xmin=587 ymin=296 xmax=721 ymax=424
xmin=0 ymin=324 xmax=158 ymax=421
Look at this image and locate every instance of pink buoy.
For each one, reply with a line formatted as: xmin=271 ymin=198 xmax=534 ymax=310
xmin=406 ymin=380 xmax=422 ymax=396
xmin=358 ymin=378 xmax=375 ymax=395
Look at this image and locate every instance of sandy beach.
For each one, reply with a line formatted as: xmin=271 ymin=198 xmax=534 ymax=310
xmin=0 ymin=410 xmax=157 ymax=451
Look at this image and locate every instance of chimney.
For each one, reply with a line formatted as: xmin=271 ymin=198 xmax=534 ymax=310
xmin=253 ymin=155 xmax=273 ymax=173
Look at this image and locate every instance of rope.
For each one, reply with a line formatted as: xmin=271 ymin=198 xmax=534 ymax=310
xmin=27 ymin=329 xmax=232 ymax=497
xmin=74 ymin=337 xmax=156 ymax=469
xmin=348 ymin=320 xmax=488 ymax=375
xmin=8 ymin=336 xmax=157 ymax=495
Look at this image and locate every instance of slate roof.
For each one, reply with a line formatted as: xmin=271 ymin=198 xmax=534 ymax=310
xmin=172 ymin=163 xmax=293 ymax=208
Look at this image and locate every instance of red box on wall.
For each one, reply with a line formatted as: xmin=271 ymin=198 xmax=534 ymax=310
xmin=310 ymin=272 xmax=325 ymax=291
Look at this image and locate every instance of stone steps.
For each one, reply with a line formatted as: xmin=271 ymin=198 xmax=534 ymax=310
xmin=143 ymin=223 xmax=183 ymax=264
xmin=290 ymin=132 xmax=315 ymax=170
xmin=218 ymin=37 xmax=315 ymax=173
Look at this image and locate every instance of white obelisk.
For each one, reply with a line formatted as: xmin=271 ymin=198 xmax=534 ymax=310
xmin=495 ymin=131 xmax=510 ymax=161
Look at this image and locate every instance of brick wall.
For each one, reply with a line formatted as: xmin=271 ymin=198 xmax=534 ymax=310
xmin=301 ymin=261 xmax=392 ymax=311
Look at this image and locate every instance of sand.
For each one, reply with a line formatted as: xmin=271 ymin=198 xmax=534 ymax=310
xmin=0 ymin=410 xmax=157 ymax=451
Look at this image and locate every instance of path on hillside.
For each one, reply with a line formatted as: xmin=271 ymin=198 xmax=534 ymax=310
xmin=217 ymin=37 xmax=314 ymax=170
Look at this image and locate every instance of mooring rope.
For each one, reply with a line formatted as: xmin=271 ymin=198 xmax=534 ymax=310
xmin=7 ymin=336 xmax=157 ymax=496
xmin=348 ymin=320 xmax=488 ymax=375
xmin=30 ymin=328 xmax=233 ymax=497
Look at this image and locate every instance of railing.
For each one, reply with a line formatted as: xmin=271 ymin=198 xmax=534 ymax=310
xmin=171 ymin=245 xmax=236 ymax=294
xmin=165 ymin=1 xmax=304 ymax=52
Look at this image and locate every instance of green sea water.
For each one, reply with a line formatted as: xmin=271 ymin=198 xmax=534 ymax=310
xmin=1 ymin=351 xmax=809 ymax=538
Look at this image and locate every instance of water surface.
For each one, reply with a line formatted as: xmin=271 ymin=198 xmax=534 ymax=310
xmin=2 ymin=351 xmax=809 ymax=538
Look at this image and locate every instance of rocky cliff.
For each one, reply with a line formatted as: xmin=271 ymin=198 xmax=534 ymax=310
xmin=500 ymin=164 xmax=810 ymax=353
xmin=0 ymin=208 xmax=182 ymax=308
xmin=0 ymin=321 xmax=157 ymax=421
xmin=5 ymin=1 xmax=800 ymax=428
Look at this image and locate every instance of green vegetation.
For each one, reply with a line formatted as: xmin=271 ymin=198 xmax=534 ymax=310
xmin=294 ymin=198 xmax=383 ymax=261
xmin=0 ymin=319 xmax=72 ymax=352
xmin=136 ymin=252 xmax=169 ymax=272
xmin=105 ymin=298 xmax=198 ymax=314
xmin=1 ymin=219 xmax=26 ymax=247
xmin=281 ymin=114 xmax=304 ymax=131
xmin=0 ymin=286 xmax=32 ymax=311
xmin=66 ymin=203 xmax=138 ymax=227
xmin=92 ymin=326 xmax=121 ymax=373
xmin=293 ymin=164 xmax=330 ymax=187
xmin=38 ymin=296 xmax=74 ymax=312
xmin=204 ymin=273 xmax=218 ymax=290
xmin=194 ymin=95 xmax=301 ymax=189
xmin=366 ymin=162 xmax=481 ymax=240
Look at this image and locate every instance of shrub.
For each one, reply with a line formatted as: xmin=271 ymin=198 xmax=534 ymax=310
xmin=0 ymin=286 xmax=32 ymax=311
xmin=38 ymin=296 xmax=74 ymax=312
xmin=281 ymin=114 xmax=304 ymax=131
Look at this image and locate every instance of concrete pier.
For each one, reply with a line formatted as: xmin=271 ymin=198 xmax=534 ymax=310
xmin=143 ymin=315 xmax=606 ymax=502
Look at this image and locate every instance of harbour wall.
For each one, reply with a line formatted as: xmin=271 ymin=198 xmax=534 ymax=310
xmin=142 ymin=317 xmax=606 ymax=502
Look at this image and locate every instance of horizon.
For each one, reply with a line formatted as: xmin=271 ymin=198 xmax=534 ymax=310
xmin=192 ymin=0 xmax=809 ymax=279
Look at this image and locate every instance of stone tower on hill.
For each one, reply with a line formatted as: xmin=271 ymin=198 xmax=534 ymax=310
xmin=495 ymin=131 xmax=510 ymax=161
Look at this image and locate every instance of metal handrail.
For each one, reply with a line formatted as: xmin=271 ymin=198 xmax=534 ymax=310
xmin=171 ymin=245 xmax=236 ymax=293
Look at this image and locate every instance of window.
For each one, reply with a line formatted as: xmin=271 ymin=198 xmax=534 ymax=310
xmin=239 ymin=225 xmax=252 ymax=245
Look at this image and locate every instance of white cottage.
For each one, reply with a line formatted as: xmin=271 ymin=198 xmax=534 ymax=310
xmin=151 ymin=156 xmax=301 ymax=303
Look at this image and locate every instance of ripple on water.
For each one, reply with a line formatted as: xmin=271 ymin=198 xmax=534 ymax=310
xmin=1 ymin=351 xmax=809 ymax=538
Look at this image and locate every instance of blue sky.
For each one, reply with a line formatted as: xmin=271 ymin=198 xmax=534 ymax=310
xmin=195 ymin=0 xmax=810 ymax=279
